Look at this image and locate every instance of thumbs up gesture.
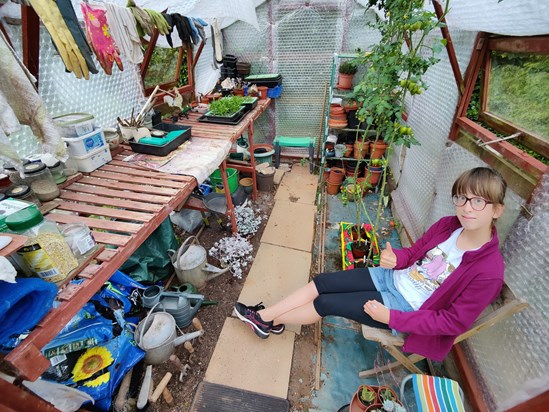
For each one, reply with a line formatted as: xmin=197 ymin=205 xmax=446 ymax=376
xmin=380 ymin=242 xmax=397 ymax=269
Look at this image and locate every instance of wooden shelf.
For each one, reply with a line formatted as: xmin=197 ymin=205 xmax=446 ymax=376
xmin=0 ymin=234 xmax=28 ymax=258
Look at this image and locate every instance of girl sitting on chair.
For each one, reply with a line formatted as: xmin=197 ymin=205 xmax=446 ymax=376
xmin=234 ymin=167 xmax=507 ymax=362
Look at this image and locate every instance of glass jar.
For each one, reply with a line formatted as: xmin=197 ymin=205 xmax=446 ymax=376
xmin=22 ymin=162 xmax=60 ymax=202
xmin=5 ymin=205 xmax=78 ymax=284
xmin=48 ymin=161 xmax=67 ymax=184
xmin=61 ymin=222 xmax=97 ymax=261
xmin=5 ymin=184 xmax=42 ymax=207
xmin=4 ymin=160 xmax=29 ymax=186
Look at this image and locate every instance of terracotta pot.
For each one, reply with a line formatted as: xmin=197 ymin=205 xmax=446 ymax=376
xmin=365 ymin=403 xmax=384 ymax=411
xmin=323 ymin=168 xmax=331 ymax=182
xmin=364 ymin=167 xmax=382 ymax=187
xmin=330 ymin=114 xmax=348 ymax=121
xmin=338 ymin=73 xmax=354 ymax=90
xmin=369 ymin=141 xmax=388 ymax=159
xmin=328 ymin=119 xmax=348 ymax=129
xmin=353 ymin=140 xmax=369 ymax=159
xmin=344 ymin=101 xmax=359 ymax=111
xmin=344 ymin=144 xmax=354 ymax=157
xmin=326 ymin=181 xmax=340 ymax=195
xmin=376 ymin=385 xmax=399 ymax=405
xmin=350 ymin=385 xmax=380 ymax=412
xmin=356 ymin=177 xmax=370 ymax=196
xmin=257 ymin=86 xmax=268 ymax=99
xmin=233 ymin=89 xmax=244 ymax=96
xmin=328 ymin=168 xmax=345 ymax=185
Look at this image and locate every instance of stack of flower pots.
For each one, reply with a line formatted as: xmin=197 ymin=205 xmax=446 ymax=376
xmin=328 ymin=104 xmax=348 ymax=129
xmin=326 ymin=167 xmax=345 ymax=195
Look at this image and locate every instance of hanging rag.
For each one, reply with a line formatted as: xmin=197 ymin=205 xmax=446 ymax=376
xmin=28 ymin=0 xmax=89 ymax=79
xmin=191 ymin=17 xmax=208 ymax=43
xmin=127 ymin=0 xmax=155 ymax=37
xmin=0 ymin=31 xmax=66 ymax=161
xmin=81 ymin=2 xmax=123 ymax=75
xmin=0 ymin=277 xmax=58 ymax=345
xmin=163 ymin=13 xmax=193 ymax=49
xmin=56 ymin=0 xmax=98 ymax=75
xmin=104 ymin=2 xmax=143 ymax=64
xmin=144 ymin=8 xmax=171 ymax=35
xmin=186 ymin=17 xmax=199 ymax=45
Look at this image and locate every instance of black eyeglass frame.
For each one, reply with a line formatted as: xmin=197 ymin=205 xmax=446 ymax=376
xmin=452 ymin=195 xmax=494 ymax=211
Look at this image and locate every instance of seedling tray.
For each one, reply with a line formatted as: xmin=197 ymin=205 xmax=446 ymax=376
xmin=242 ymin=97 xmax=258 ymax=112
xmin=198 ymin=110 xmax=246 ymax=125
xmin=244 ymin=74 xmax=282 ymax=88
xmin=129 ymin=126 xmax=191 ymax=156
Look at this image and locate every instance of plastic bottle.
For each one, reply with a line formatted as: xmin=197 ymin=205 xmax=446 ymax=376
xmin=5 ymin=205 xmax=78 ymax=284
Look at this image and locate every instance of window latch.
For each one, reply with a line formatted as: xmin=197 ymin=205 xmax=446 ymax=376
xmin=476 ymin=132 xmax=521 ymax=147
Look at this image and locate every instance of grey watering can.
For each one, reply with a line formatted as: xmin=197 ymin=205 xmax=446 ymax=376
xmin=134 ymin=307 xmax=203 ymax=365
xmin=168 ymin=236 xmax=230 ymax=290
xmin=142 ymin=285 xmax=203 ymax=328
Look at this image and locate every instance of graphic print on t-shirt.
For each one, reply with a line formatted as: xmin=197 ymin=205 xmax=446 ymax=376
xmin=407 ymin=246 xmax=456 ymax=292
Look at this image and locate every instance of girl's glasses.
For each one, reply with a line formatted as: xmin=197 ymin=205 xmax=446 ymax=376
xmin=452 ymin=195 xmax=493 ymax=211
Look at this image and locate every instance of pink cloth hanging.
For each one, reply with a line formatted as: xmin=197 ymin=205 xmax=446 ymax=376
xmin=81 ymin=2 xmax=123 ymax=75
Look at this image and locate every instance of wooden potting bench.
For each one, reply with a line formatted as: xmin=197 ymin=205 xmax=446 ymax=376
xmin=176 ymin=97 xmax=271 ymax=233
xmin=2 ymin=99 xmax=271 ymax=381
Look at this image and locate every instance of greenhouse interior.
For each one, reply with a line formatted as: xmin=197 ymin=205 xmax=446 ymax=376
xmin=0 ymin=0 xmax=547 ymax=411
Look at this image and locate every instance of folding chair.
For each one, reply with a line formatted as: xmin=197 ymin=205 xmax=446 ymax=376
xmin=400 ymin=374 xmax=465 ymax=412
xmin=273 ymin=136 xmax=315 ymax=173
xmin=359 ymin=283 xmax=528 ymax=377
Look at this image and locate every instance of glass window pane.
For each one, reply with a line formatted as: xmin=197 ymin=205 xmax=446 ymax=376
xmin=486 ymin=52 xmax=549 ymax=140
xmin=143 ymin=47 xmax=180 ymax=89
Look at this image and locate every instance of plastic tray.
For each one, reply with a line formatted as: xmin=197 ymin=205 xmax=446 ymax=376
xmin=244 ymin=74 xmax=282 ymax=88
xmin=197 ymin=110 xmax=246 ymax=125
xmin=129 ymin=126 xmax=191 ymax=156
xmin=242 ymin=97 xmax=258 ymax=112
xmin=201 ymin=107 xmax=246 ymax=123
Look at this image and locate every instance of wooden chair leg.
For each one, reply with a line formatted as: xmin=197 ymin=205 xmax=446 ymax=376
xmin=359 ymin=346 xmax=424 ymax=378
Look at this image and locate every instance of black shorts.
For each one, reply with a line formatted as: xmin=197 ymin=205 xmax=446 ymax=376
xmin=312 ymin=268 xmax=390 ymax=329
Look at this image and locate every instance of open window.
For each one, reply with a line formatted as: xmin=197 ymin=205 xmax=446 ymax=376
xmin=452 ymin=34 xmax=548 ymax=199
xmin=140 ymin=30 xmax=204 ymax=97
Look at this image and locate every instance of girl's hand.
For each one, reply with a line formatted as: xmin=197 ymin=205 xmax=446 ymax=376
xmin=364 ymin=300 xmax=390 ymax=324
xmin=380 ymin=242 xmax=397 ymax=269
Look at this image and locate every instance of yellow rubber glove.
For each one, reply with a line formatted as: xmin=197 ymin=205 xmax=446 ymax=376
xmin=28 ymin=0 xmax=89 ymax=79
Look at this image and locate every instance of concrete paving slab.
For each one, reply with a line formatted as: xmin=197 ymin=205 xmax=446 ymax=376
xmin=237 ymin=243 xmax=312 ymax=334
xmin=274 ymin=169 xmax=285 ymax=185
xmin=275 ymin=165 xmax=318 ymax=205
xmin=204 ymin=317 xmax=295 ymax=399
xmin=261 ymin=200 xmax=316 ymax=252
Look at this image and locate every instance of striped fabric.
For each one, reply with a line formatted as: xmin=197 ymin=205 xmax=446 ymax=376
xmin=412 ymin=374 xmax=466 ymax=412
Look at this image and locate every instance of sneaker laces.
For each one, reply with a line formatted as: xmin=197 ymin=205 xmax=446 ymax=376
xmin=247 ymin=302 xmax=266 ymax=312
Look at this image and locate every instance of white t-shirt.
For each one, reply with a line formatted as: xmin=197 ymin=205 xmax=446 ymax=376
xmin=393 ymin=228 xmax=467 ymax=310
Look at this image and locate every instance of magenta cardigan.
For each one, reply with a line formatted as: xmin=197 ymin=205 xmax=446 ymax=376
xmin=388 ymin=216 xmax=504 ymax=361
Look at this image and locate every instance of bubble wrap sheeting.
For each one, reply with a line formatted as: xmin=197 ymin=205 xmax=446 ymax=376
xmin=4 ymin=25 xmax=144 ymax=159
xmin=462 ymin=170 xmax=549 ymax=411
xmin=223 ymin=0 xmax=381 ymax=156
xmin=391 ymin=29 xmax=477 ymax=240
xmin=445 ymin=0 xmax=549 ymax=37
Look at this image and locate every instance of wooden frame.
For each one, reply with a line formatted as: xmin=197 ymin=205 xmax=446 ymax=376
xmin=358 ymin=283 xmax=528 ymax=378
xmin=140 ymin=28 xmax=205 ymax=98
xmin=449 ymin=33 xmax=547 ymax=199
xmin=479 ymin=35 xmax=549 ymax=159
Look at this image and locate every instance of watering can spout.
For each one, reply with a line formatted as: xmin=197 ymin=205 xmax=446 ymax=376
xmin=173 ymin=329 xmax=204 ymax=347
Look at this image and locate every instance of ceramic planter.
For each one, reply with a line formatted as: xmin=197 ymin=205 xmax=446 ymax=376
xmin=364 ymin=167 xmax=382 ymax=187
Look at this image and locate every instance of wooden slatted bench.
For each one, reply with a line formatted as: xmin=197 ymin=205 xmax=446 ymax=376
xmin=3 ymin=150 xmax=195 ymax=380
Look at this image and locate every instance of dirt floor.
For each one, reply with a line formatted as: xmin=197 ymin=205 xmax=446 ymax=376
xmin=135 ymin=188 xmax=317 ymax=412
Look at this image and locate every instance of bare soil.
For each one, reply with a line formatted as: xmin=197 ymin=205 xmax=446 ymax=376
xmin=140 ymin=188 xmax=317 ymax=412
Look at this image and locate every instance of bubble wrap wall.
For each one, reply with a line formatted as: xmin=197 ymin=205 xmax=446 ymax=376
xmin=223 ymin=0 xmax=381 ymax=158
xmin=4 ymin=23 xmax=145 ymax=159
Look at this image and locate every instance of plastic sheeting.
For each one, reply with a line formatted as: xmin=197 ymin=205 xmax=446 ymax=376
xmin=445 ymin=0 xmax=549 ymax=36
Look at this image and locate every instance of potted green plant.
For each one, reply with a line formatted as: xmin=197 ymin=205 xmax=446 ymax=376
xmin=338 ymin=61 xmax=358 ymax=90
xmin=350 ymin=384 xmax=379 ymax=411
xmin=206 ymin=96 xmax=245 ymax=122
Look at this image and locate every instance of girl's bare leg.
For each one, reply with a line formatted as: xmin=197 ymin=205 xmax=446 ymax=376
xmin=271 ymin=302 xmax=321 ymax=325
xmin=257 ymin=281 xmax=319 ymax=322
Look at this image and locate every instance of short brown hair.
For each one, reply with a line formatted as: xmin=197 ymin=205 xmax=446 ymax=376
xmin=452 ymin=167 xmax=507 ymax=205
